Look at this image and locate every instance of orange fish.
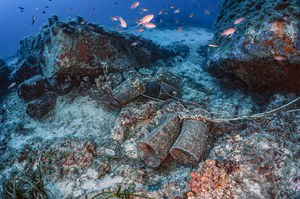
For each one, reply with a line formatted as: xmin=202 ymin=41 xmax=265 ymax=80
xmin=136 ymin=27 xmax=144 ymax=32
xmin=130 ymin=1 xmax=139 ymax=10
xmin=110 ymin=16 xmax=119 ymax=21
xmin=221 ymin=28 xmax=235 ymax=37
xmin=174 ymin=9 xmax=180 ymax=14
xmin=140 ymin=8 xmax=148 ymax=12
xmin=234 ymin=17 xmax=245 ymax=25
xmin=178 ymin=27 xmax=183 ymax=32
xmin=274 ymin=55 xmax=286 ymax=61
xmin=208 ymin=44 xmax=218 ymax=47
xmin=143 ymin=23 xmax=156 ymax=29
xmin=118 ymin=17 xmax=127 ymax=28
xmin=137 ymin=14 xmax=154 ymax=26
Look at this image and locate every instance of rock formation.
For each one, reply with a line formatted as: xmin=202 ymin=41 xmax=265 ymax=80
xmin=0 ymin=59 xmax=11 ymax=98
xmin=14 ymin=16 xmax=180 ymax=119
xmin=19 ymin=16 xmax=176 ymax=78
xmin=208 ymin=0 xmax=300 ymax=94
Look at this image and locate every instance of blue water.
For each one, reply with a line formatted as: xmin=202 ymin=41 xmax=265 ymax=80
xmin=0 ymin=0 xmax=220 ymax=58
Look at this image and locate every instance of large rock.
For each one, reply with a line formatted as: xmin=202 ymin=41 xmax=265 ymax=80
xmin=17 ymin=75 xmax=50 ymax=102
xmin=12 ymin=55 xmax=41 ymax=83
xmin=0 ymin=59 xmax=11 ymax=97
xmin=208 ymin=0 xmax=300 ymax=94
xmin=19 ymin=16 xmax=176 ymax=78
xmin=26 ymin=92 xmax=57 ymax=120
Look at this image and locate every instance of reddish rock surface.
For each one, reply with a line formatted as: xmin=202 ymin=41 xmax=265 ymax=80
xmin=208 ymin=0 xmax=300 ymax=94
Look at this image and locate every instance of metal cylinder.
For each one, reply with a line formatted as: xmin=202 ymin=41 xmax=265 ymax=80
xmin=170 ymin=109 xmax=211 ymax=164
xmin=137 ymin=115 xmax=181 ymax=168
xmin=111 ymin=76 xmax=145 ymax=105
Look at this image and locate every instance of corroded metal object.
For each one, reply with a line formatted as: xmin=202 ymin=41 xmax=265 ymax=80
xmin=155 ymin=69 xmax=182 ymax=89
xmin=112 ymin=76 xmax=145 ymax=105
xmin=170 ymin=109 xmax=211 ymax=164
xmin=137 ymin=115 xmax=181 ymax=168
xmin=155 ymin=69 xmax=182 ymax=99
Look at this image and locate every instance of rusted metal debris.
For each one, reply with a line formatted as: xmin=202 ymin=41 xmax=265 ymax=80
xmin=170 ymin=109 xmax=211 ymax=164
xmin=137 ymin=115 xmax=181 ymax=168
xmin=112 ymin=76 xmax=146 ymax=105
xmin=137 ymin=108 xmax=211 ymax=167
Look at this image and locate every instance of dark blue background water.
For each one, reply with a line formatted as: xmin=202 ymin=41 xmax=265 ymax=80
xmin=0 ymin=0 xmax=220 ymax=58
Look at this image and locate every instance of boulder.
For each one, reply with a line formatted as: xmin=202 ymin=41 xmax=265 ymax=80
xmin=26 ymin=92 xmax=57 ymax=120
xmin=19 ymin=16 xmax=177 ymax=78
xmin=0 ymin=59 xmax=11 ymax=97
xmin=12 ymin=55 xmax=41 ymax=83
xmin=47 ymin=74 xmax=77 ymax=95
xmin=208 ymin=0 xmax=300 ymax=94
xmin=17 ymin=75 xmax=50 ymax=102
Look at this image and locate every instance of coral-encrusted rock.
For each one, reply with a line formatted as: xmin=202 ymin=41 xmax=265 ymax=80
xmin=18 ymin=75 xmax=50 ymax=102
xmin=0 ymin=59 xmax=11 ymax=97
xmin=208 ymin=0 xmax=300 ymax=94
xmin=19 ymin=16 xmax=176 ymax=78
xmin=48 ymin=74 xmax=77 ymax=95
xmin=26 ymin=92 xmax=57 ymax=120
xmin=12 ymin=55 xmax=41 ymax=83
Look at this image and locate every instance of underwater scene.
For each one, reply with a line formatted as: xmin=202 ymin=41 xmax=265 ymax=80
xmin=0 ymin=0 xmax=299 ymax=198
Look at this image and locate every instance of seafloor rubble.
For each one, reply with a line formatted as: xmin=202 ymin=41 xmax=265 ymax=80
xmin=0 ymin=14 xmax=299 ymax=199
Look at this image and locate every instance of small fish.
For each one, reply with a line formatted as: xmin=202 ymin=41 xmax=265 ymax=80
xmin=160 ymin=18 xmax=163 ymax=23
xmin=274 ymin=55 xmax=286 ymax=61
xmin=136 ymin=27 xmax=144 ymax=32
xmin=137 ymin=14 xmax=154 ymax=26
xmin=174 ymin=9 xmax=181 ymax=14
xmin=118 ymin=17 xmax=127 ymax=28
xmin=115 ymin=1 xmax=118 ymax=5
xmin=189 ymin=13 xmax=195 ymax=18
xmin=110 ymin=16 xmax=119 ymax=21
xmin=208 ymin=44 xmax=218 ymax=47
xmin=140 ymin=8 xmax=148 ymax=13
xmin=170 ymin=6 xmax=176 ymax=9
xmin=165 ymin=11 xmax=170 ymax=15
xmin=42 ymin=11 xmax=46 ymax=14
xmin=234 ymin=17 xmax=245 ymax=25
xmin=175 ymin=18 xmax=179 ymax=24
xmin=158 ymin=9 xmax=163 ymax=15
xmin=130 ymin=42 xmax=138 ymax=46
xmin=115 ymin=25 xmax=121 ymax=31
xmin=31 ymin=16 xmax=36 ymax=25
xmin=7 ymin=82 xmax=16 ymax=89
xmin=130 ymin=1 xmax=139 ymax=10
xmin=178 ymin=27 xmax=183 ymax=32
xmin=221 ymin=28 xmax=235 ymax=37
xmin=45 ymin=6 xmax=49 ymax=9
xmin=18 ymin=6 xmax=25 ymax=12
xmin=143 ymin=23 xmax=156 ymax=29
xmin=204 ymin=9 xmax=210 ymax=16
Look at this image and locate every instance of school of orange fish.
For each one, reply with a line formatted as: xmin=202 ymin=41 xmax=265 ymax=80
xmin=111 ymin=1 xmax=284 ymax=62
